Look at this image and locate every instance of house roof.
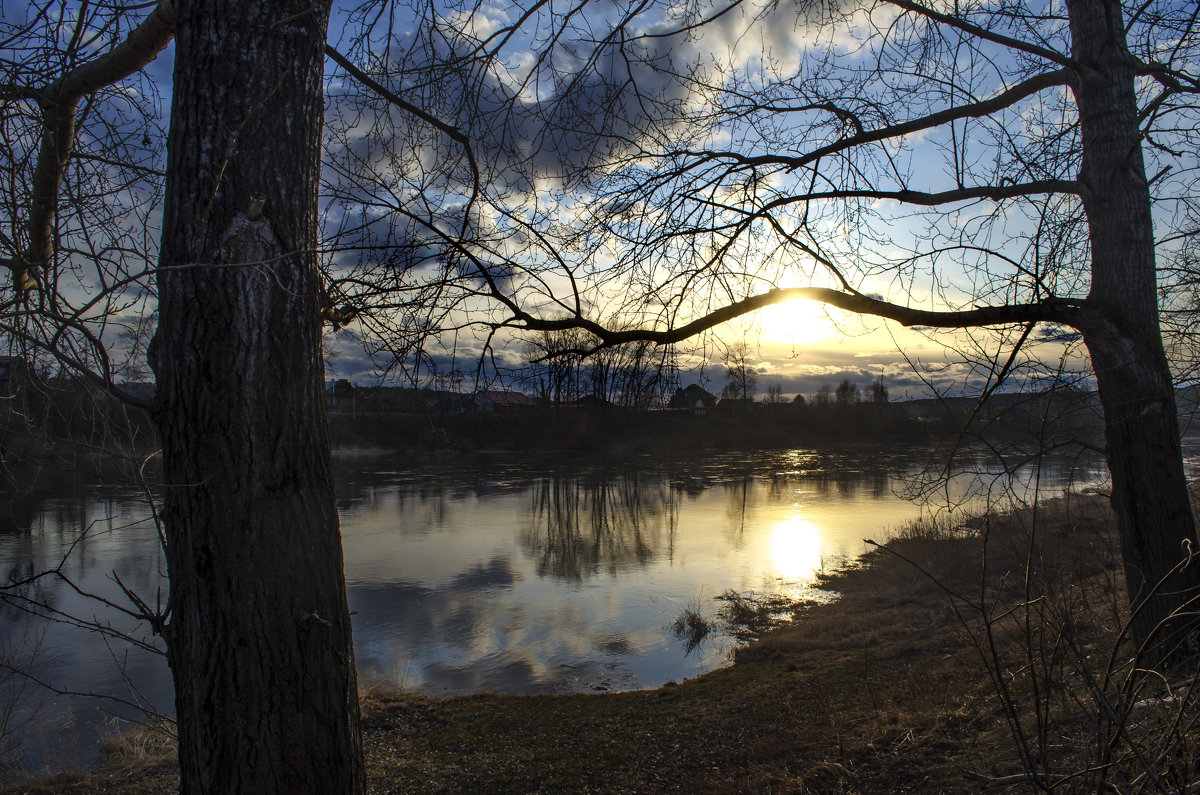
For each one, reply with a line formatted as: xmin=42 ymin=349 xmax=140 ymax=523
xmin=668 ymin=384 xmax=717 ymax=409
xmin=476 ymin=389 xmax=535 ymax=406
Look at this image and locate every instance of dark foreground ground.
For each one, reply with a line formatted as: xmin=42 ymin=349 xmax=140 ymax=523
xmin=7 ymin=494 xmax=1198 ymax=794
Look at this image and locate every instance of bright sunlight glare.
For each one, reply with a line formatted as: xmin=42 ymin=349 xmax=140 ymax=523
xmin=758 ymin=299 xmax=835 ymax=345
xmin=768 ymin=516 xmax=823 ymax=581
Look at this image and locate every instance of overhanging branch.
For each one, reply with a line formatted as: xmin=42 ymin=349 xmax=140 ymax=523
xmin=10 ymin=0 xmax=175 ymax=293
xmin=324 ymin=45 xmax=482 ymax=242
xmin=509 ymin=287 xmax=1088 ymax=350
xmin=883 ymin=0 xmax=1076 ymax=69
xmin=676 ymin=68 xmax=1075 ymax=175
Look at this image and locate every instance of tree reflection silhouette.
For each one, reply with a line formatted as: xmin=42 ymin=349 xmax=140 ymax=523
xmin=523 ymin=472 xmax=677 ymax=580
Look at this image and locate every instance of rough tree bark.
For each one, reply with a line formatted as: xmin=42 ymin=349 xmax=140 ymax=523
xmin=1070 ymin=0 xmax=1200 ymax=667
xmin=149 ymin=1 xmax=364 ymax=792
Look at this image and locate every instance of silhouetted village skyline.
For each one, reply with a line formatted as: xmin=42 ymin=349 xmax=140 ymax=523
xmin=5 ymin=353 xmax=1181 ymax=462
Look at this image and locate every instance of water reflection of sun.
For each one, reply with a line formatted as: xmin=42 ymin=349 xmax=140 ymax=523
xmin=768 ymin=517 xmax=823 ymax=581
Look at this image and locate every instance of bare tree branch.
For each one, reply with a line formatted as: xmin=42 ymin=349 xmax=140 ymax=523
xmin=10 ymin=0 xmax=174 ymax=293
xmin=509 ymin=286 xmax=1089 ymax=351
xmin=673 ymin=68 xmax=1077 ymax=176
xmin=883 ymin=0 xmax=1076 ymax=68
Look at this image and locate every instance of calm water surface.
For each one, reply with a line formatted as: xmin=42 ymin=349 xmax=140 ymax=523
xmin=0 ymin=445 xmax=1109 ymax=772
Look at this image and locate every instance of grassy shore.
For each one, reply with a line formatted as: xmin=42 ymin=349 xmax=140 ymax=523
xmin=7 ymin=493 xmax=1197 ymax=794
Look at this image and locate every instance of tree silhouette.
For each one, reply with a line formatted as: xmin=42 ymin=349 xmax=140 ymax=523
xmin=364 ymin=0 xmax=1200 ymax=668
xmin=3 ymin=2 xmax=361 ymax=791
xmin=5 ymin=0 xmax=1200 ymax=790
xmin=721 ymin=341 xmax=758 ymax=402
xmin=835 ymin=379 xmax=860 ymax=409
xmin=870 ymin=377 xmax=889 ymax=404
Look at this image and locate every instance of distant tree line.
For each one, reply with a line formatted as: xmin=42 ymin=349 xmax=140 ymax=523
xmin=803 ymin=377 xmax=888 ymax=410
xmin=720 ymin=342 xmax=757 ymax=402
xmin=517 ymin=329 xmax=896 ymax=418
xmin=520 ymin=327 xmax=680 ymax=409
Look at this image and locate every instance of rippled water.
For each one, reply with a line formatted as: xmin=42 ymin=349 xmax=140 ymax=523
xmin=0 ymin=444 xmax=1110 ymax=773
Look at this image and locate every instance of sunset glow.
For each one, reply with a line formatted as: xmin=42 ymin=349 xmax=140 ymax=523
xmin=758 ymin=299 xmax=836 ymax=346
xmin=768 ymin=516 xmax=823 ymax=580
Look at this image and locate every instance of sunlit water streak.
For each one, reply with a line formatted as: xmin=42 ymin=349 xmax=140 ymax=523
xmin=0 ymin=443 xmax=1148 ymax=774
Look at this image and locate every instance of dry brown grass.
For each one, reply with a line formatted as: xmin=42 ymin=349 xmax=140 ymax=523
xmin=94 ymin=720 xmax=177 ymax=778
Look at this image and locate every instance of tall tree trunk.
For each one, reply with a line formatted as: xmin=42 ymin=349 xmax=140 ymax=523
xmin=1072 ymin=0 xmax=1200 ymax=668
xmin=149 ymin=1 xmax=364 ymax=792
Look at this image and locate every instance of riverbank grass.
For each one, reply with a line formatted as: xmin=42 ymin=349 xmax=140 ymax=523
xmin=6 ymin=493 xmax=1197 ymax=793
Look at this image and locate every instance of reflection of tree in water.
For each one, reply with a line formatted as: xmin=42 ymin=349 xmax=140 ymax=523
xmin=871 ymin=470 xmax=890 ymax=498
xmin=2 ymin=493 xmax=102 ymax=619
xmin=0 ymin=493 xmax=38 ymax=537
xmin=0 ymin=495 xmax=40 ymax=617
xmin=762 ymin=465 xmax=894 ymax=502
xmin=724 ymin=476 xmax=753 ymax=542
xmin=523 ymin=472 xmax=677 ymax=579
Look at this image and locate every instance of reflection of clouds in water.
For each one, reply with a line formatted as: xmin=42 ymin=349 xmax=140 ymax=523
xmin=0 ymin=493 xmax=170 ymax=773
xmin=348 ymin=555 xmax=646 ymax=693
xmin=7 ymin=446 xmax=1116 ymax=774
xmin=449 ymin=558 xmax=518 ymax=590
xmin=421 ymin=654 xmax=541 ymax=693
xmin=347 ymin=447 xmax=1114 ymax=702
xmin=594 ymin=632 xmax=632 ymax=656
xmin=412 ymin=652 xmax=641 ymax=695
xmin=343 ymin=450 xmax=1116 ymax=700
xmin=349 ymin=560 xmax=514 ymax=658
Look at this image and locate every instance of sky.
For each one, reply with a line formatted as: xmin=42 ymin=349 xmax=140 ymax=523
xmin=4 ymin=0 xmax=1122 ymax=401
xmin=323 ymin=297 xmax=1086 ymax=402
xmin=309 ymin=0 xmax=1097 ymax=400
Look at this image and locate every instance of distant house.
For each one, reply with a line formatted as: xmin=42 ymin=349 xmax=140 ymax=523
xmin=0 ymin=356 xmax=30 ymax=398
xmin=327 ymin=379 xmax=360 ymax=411
xmin=324 ymin=383 xmax=478 ymax=415
xmin=475 ymin=389 xmax=536 ymax=414
xmin=716 ymin=397 xmax=755 ymax=414
xmin=667 ymin=384 xmax=717 ymax=417
xmin=419 ymin=388 xmax=472 ymax=415
xmin=356 ymin=386 xmax=429 ymax=414
xmin=894 ymin=396 xmax=975 ymax=424
xmin=569 ymin=393 xmax=614 ymax=411
xmin=354 ymin=386 xmax=403 ymax=413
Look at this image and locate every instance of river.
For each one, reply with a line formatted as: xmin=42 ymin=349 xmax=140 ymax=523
xmin=0 ymin=444 xmax=1111 ymax=775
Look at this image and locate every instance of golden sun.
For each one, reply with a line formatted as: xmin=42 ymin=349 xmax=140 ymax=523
xmin=758 ymin=299 xmax=834 ymax=345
